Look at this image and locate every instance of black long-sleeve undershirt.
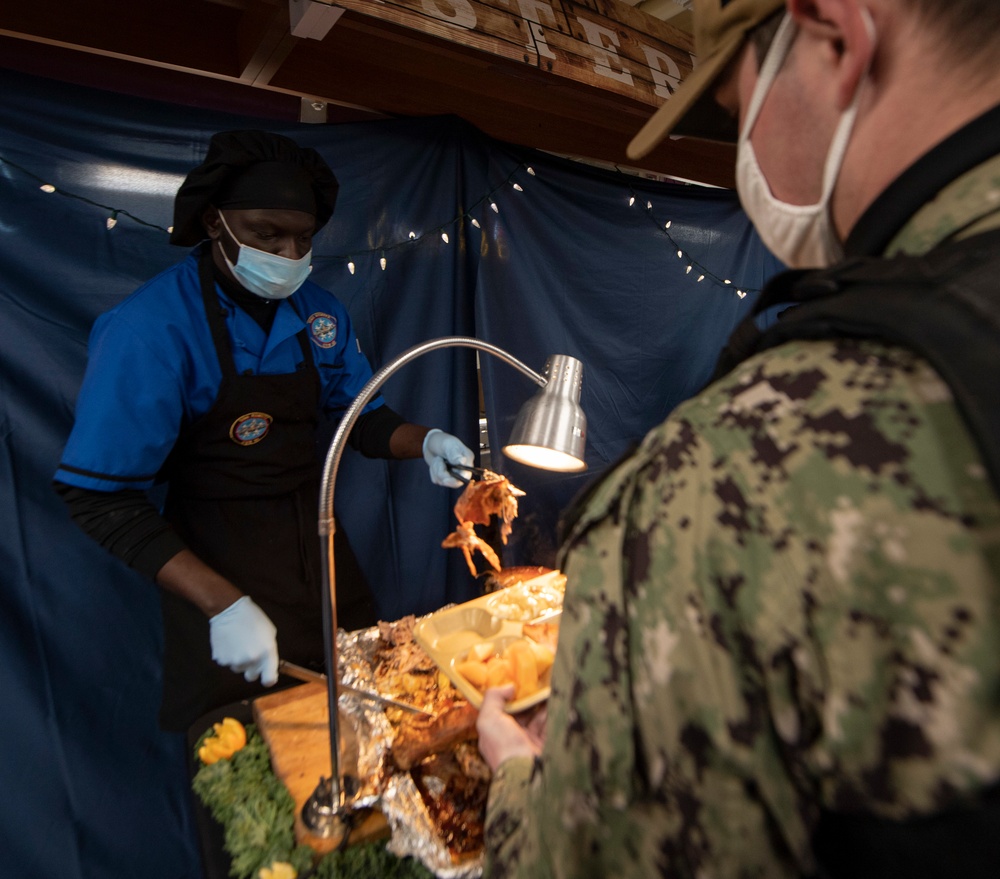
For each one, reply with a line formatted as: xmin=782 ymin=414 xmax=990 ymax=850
xmin=53 ymin=482 xmax=184 ymax=580
xmin=55 ymin=404 xmax=407 ymax=579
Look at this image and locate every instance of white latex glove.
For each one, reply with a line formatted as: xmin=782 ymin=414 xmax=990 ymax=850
xmin=208 ymin=596 xmax=279 ymax=685
xmin=422 ymin=428 xmax=475 ymax=488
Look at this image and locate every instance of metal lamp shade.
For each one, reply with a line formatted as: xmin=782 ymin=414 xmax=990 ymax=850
xmin=502 ymin=354 xmax=587 ymax=471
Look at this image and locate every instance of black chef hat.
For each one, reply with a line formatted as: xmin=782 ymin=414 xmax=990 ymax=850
xmin=169 ymin=130 xmax=339 ymax=246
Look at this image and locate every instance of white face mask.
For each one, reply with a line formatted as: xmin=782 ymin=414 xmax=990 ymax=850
xmin=735 ymin=13 xmax=873 ymax=269
xmin=217 ymin=211 xmax=313 ymax=300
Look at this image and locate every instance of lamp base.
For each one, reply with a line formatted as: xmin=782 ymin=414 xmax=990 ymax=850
xmin=302 ymin=775 xmax=360 ymax=843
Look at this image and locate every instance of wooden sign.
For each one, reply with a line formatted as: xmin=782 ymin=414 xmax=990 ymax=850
xmin=326 ymin=0 xmax=695 ymax=109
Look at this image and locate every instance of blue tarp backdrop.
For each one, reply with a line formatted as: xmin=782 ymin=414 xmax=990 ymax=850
xmin=0 ymin=67 xmax=782 ymax=877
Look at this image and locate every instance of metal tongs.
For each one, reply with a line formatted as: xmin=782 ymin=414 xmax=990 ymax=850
xmin=445 ymin=462 xmax=492 ymax=484
xmin=278 ymin=659 xmax=433 ymax=716
xmin=446 ymin=462 xmax=526 ymax=494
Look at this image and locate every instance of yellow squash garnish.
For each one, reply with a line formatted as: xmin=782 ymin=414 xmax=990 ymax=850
xmin=198 ymin=717 xmax=247 ymax=765
xmin=259 ymin=862 xmax=297 ymax=879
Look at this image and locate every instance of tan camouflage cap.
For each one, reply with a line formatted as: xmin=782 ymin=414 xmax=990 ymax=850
xmin=627 ymin=0 xmax=785 ymax=159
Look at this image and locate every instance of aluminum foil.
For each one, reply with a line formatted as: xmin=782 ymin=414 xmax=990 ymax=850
xmin=336 ymin=625 xmax=484 ymax=879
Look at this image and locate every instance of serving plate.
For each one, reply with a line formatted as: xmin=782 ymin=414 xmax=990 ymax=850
xmin=413 ymin=571 xmax=564 ymax=713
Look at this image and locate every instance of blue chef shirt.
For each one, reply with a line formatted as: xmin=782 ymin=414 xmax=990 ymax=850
xmin=55 ymin=250 xmax=384 ymax=492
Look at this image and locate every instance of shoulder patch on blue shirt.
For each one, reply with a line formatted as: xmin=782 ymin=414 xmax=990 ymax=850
xmin=308 ymin=312 xmax=338 ymax=348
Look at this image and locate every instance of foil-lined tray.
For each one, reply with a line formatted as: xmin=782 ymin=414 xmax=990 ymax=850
xmin=336 ymin=624 xmax=484 ymax=879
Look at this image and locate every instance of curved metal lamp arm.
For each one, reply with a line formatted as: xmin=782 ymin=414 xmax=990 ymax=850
xmin=318 ymin=336 xmax=546 ymax=531
xmin=309 ymin=336 xmax=547 ymax=825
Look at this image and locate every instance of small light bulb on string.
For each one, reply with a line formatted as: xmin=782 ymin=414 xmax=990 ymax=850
xmin=526 ymin=167 xmax=535 ymax=176
xmin=697 ymin=274 xmax=705 ymax=282
xmin=724 ymin=279 xmax=732 ymax=285
xmin=40 ymin=184 xmax=56 ymax=193
xmin=348 ymin=260 xmax=356 ymax=275
xmin=106 ymin=211 xmax=118 ymax=230
xmin=471 ymin=218 xmax=481 ymax=229
xmin=737 ymin=289 xmax=747 ymax=299
xmin=512 ymin=183 xmax=523 ymax=192
xmin=629 ymin=196 xmax=636 ymax=207
xmin=677 ymin=250 xmax=683 ymax=259
xmin=686 ymin=265 xmax=692 ymax=274
xmin=409 ymin=231 xmax=416 ymax=239
xmin=490 ymin=201 xmax=498 ymax=213
xmin=380 ymin=255 xmax=387 ymax=271
xmin=646 ymin=201 xmax=652 ymax=210
xmin=664 ymin=220 xmax=672 ymax=229
xmin=167 ymin=226 xmax=174 ymax=234
xmin=441 ymin=232 xmax=449 ymax=244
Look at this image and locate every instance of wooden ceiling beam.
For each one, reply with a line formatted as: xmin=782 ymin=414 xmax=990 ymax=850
xmin=237 ymin=0 xmax=298 ymax=84
xmin=0 ymin=0 xmax=736 ymax=186
xmin=0 ymin=0 xmax=242 ymax=77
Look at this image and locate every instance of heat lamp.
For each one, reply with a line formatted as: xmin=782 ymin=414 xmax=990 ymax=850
xmin=302 ymin=336 xmax=586 ymax=837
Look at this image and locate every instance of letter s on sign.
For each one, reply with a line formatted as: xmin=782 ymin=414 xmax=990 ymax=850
xmin=421 ymin=0 xmax=477 ymax=28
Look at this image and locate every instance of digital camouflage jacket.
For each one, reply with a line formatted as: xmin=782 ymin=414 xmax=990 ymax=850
xmin=483 ymin=150 xmax=1000 ymax=877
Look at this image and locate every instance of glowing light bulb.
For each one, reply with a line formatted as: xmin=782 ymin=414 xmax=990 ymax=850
xmin=629 ymin=196 xmax=635 ymax=206
xmin=513 ymin=183 xmax=523 ymax=192
xmin=380 ymin=256 xmax=387 ymax=271
xmin=441 ymin=232 xmax=449 ymax=244
xmin=646 ymin=201 xmax=652 ymax=210
xmin=665 ymin=220 xmax=672 ymax=229
xmin=686 ymin=265 xmax=692 ymax=274
xmin=471 ymin=218 xmax=481 ymax=229
xmin=737 ymin=289 xmax=747 ymax=299
xmin=490 ymin=202 xmax=498 ymax=213
xmin=409 ymin=231 xmax=416 ymax=239
xmin=106 ymin=214 xmax=118 ymax=230
xmin=348 ymin=261 xmax=356 ymax=275
xmin=677 ymin=250 xmax=683 ymax=259
xmin=40 ymin=184 xmax=56 ymax=193
xmin=526 ymin=167 xmax=535 ymax=176
xmin=697 ymin=275 xmax=705 ymax=282
xmin=724 ymin=279 xmax=732 ymax=285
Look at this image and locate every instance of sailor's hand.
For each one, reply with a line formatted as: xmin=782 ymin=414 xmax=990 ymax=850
xmin=422 ymin=428 xmax=474 ymax=488
xmin=475 ymin=684 xmax=544 ymax=771
xmin=208 ymin=596 xmax=279 ymax=685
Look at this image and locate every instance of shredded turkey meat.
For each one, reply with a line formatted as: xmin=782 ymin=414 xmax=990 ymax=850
xmin=453 ymin=470 xmax=521 ymax=543
xmin=442 ymin=470 xmax=522 ymax=575
xmin=441 ymin=521 xmax=501 ymax=575
xmin=371 ymin=615 xmax=440 ymax=711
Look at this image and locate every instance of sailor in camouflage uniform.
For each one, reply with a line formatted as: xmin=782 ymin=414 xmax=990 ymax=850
xmin=476 ymin=0 xmax=1000 ymax=876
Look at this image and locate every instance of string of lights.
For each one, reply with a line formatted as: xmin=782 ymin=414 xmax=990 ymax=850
xmin=623 ymin=177 xmax=757 ymax=298
xmin=1 ymin=152 xmax=759 ymax=296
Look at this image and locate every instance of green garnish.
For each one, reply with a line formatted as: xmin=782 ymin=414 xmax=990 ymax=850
xmin=193 ymin=724 xmax=433 ymax=879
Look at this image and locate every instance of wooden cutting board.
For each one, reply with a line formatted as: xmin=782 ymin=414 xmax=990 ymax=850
xmin=252 ymin=682 xmax=389 ymax=854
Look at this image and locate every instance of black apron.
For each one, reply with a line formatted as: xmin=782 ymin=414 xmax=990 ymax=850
xmin=159 ymin=252 xmax=375 ymax=731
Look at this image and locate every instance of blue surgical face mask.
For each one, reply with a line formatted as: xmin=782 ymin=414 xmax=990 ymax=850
xmin=217 ymin=211 xmax=313 ymax=300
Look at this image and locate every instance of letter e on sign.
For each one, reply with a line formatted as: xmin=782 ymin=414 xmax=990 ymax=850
xmin=578 ymin=18 xmax=634 ymax=85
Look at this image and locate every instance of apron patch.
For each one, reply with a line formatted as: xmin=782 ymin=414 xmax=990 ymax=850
xmin=308 ymin=312 xmax=338 ymax=348
xmin=229 ymin=412 xmax=273 ymax=445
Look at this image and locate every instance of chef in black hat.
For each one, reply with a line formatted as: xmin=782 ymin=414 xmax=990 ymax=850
xmin=54 ymin=130 xmax=474 ymax=730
